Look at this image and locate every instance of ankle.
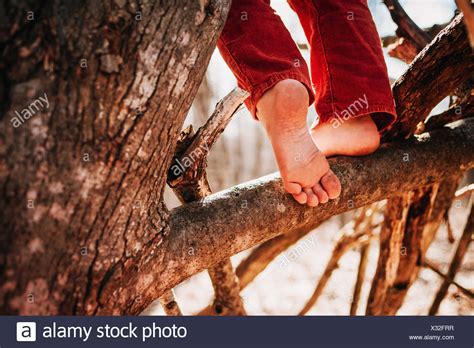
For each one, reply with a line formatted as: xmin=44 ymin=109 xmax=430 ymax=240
xmin=257 ymin=79 xmax=309 ymax=131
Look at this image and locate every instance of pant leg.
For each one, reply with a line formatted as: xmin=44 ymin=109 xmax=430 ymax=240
xmin=288 ymin=0 xmax=396 ymax=131
xmin=217 ymin=0 xmax=314 ymax=118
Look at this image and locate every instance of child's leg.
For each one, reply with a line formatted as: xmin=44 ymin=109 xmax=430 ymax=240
xmin=217 ymin=0 xmax=341 ymax=206
xmin=288 ymin=0 xmax=397 ymax=156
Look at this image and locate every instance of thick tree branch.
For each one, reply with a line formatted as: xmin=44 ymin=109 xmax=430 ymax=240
xmin=384 ymin=14 xmax=473 ymax=140
xmin=380 ymin=186 xmax=439 ymax=315
xmin=366 ymin=195 xmax=411 ymax=315
xmin=156 ymin=119 xmax=474 ymax=303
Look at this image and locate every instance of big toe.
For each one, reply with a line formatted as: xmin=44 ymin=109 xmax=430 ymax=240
xmin=321 ymin=170 xmax=341 ymax=199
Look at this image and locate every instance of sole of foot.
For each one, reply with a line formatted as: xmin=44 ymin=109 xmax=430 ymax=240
xmin=256 ymin=79 xmax=342 ymax=207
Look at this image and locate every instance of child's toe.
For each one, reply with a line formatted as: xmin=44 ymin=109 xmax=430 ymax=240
xmin=304 ymin=187 xmax=319 ymax=207
xmin=312 ymin=183 xmax=329 ymax=203
xmin=292 ymin=192 xmax=307 ymax=205
xmin=321 ymin=170 xmax=341 ymax=199
xmin=284 ymin=180 xmax=302 ymax=195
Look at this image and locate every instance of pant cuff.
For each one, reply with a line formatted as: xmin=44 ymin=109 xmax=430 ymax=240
xmin=314 ymin=105 xmax=397 ymax=133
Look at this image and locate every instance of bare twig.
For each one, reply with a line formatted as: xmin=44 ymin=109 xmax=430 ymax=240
xmin=383 ymin=0 xmax=431 ymax=50
xmin=350 ymin=240 xmax=370 ymax=316
xmin=165 ymin=87 xmax=249 ymax=316
xmin=428 ymin=206 xmax=473 ymax=314
xmin=424 ymin=260 xmax=474 ymax=299
xmin=421 ymin=99 xmax=473 ymax=134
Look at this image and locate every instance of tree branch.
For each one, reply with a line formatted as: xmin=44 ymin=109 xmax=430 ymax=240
xmin=383 ymin=14 xmax=473 ymax=140
xmin=383 ymin=0 xmax=431 ymax=50
xmin=157 ymin=119 xmax=474 ymax=303
xmin=166 ymin=88 xmax=248 ymax=316
xmin=424 ymin=260 xmax=474 ymax=300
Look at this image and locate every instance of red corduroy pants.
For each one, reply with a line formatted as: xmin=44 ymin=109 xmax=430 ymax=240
xmin=217 ymin=0 xmax=397 ymax=131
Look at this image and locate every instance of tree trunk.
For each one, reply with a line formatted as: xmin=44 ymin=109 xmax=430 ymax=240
xmin=0 ymin=0 xmax=230 ymax=315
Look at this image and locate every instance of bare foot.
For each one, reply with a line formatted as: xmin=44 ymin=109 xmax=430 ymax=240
xmin=257 ymin=80 xmax=341 ymax=206
xmin=311 ymin=115 xmax=380 ymax=157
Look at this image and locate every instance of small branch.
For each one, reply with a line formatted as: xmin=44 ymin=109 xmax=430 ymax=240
xmin=159 ymin=289 xmax=182 ymax=316
xmin=168 ymin=87 xmax=249 ymax=200
xmin=428 ymin=206 xmax=473 ymax=315
xmin=350 ymin=240 xmax=370 ymax=316
xmin=382 ymin=22 xmax=448 ymax=47
xmin=421 ymin=101 xmax=473 ymax=134
xmin=424 ymin=260 xmax=474 ymax=299
xmin=167 ymin=87 xmax=248 ymax=316
xmin=383 ymin=0 xmax=431 ymax=50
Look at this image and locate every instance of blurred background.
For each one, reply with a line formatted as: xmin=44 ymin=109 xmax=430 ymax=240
xmin=148 ymin=0 xmax=473 ymax=315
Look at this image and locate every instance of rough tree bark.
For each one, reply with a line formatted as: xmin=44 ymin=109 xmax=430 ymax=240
xmin=0 ymin=0 xmax=231 ymax=314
